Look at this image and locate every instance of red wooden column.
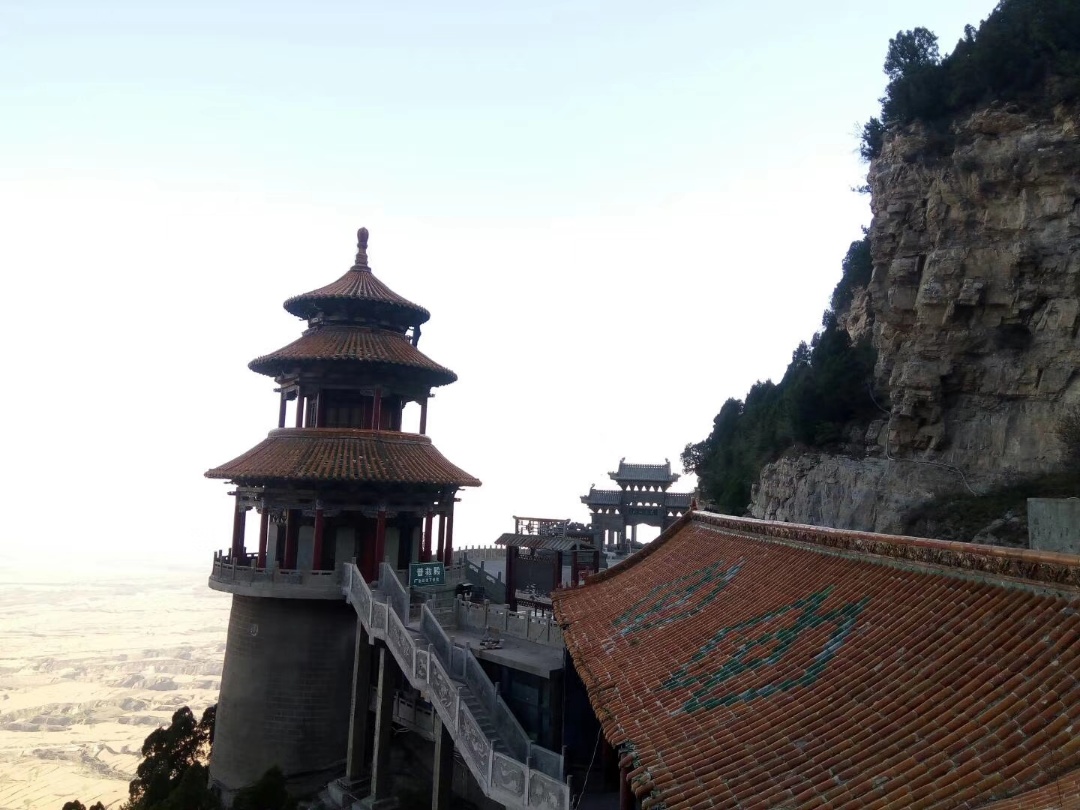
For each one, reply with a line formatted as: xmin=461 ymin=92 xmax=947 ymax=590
xmin=435 ymin=511 xmax=446 ymax=564
xmin=444 ymin=502 xmax=455 ymax=568
xmin=506 ymin=546 xmax=517 ymax=611
xmin=419 ymin=396 xmax=429 ymax=435
xmin=257 ymin=510 xmax=269 ymax=568
xmin=295 ymin=394 xmax=305 ymax=427
xmin=371 ymin=387 xmax=382 ymax=431
xmin=375 ymin=507 xmax=387 ymax=569
xmin=555 ymin=551 xmax=564 ymax=589
xmin=422 ymin=510 xmax=434 ymax=562
xmin=284 ymin=509 xmax=299 ymax=569
xmin=312 ymin=506 xmax=325 ymax=571
xmin=277 ymin=391 xmax=287 ymax=429
xmin=231 ymin=498 xmax=247 ymax=559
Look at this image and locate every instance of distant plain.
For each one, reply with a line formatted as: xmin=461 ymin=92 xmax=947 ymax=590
xmin=0 ymin=566 xmax=229 ymax=810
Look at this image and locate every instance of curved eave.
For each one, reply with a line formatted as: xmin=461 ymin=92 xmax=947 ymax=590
xmin=283 ymin=268 xmax=431 ymax=326
xmin=205 ymin=428 xmax=481 ymax=488
xmin=247 ymin=327 xmax=457 ymax=386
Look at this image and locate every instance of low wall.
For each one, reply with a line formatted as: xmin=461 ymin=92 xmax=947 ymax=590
xmin=1028 ymin=498 xmax=1080 ymax=555
xmin=458 ymin=546 xmax=504 ymax=563
xmin=454 ymin=599 xmax=563 ymax=648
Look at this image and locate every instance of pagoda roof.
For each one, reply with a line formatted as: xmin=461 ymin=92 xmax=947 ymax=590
xmin=206 ymin=428 xmax=480 ymax=488
xmin=554 ymin=512 xmax=1080 ymax=810
xmin=580 ymin=488 xmax=693 ymax=507
xmin=247 ymin=325 xmax=456 ymax=385
xmin=282 ymin=229 xmax=431 ymax=326
xmin=581 ymin=488 xmax=623 ymax=505
xmin=608 ymin=459 xmax=680 ymax=484
xmin=495 ymin=534 xmax=593 ymax=552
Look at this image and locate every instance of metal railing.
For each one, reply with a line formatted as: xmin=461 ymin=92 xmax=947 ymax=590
xmin=341 ymin=563 xmax=568 ymax=809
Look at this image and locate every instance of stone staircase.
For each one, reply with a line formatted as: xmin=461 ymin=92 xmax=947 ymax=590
xmin=342 ymin=563 xmax=569 ymax=810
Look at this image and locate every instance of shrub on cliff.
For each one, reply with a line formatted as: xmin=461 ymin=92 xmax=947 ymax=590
xmin=861 ymin=0 xmax=1080 ymax=159
xmin=683 ymin=310 xmax=878 ymax=514
xmin=829 ymin=231 xmax=873 ymax=313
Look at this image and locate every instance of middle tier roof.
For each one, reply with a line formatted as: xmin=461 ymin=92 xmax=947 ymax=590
xmin=248 ymin=325 xmax=457 ymax=386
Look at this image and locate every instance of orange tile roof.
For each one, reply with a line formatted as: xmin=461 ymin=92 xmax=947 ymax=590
xmin=247 ymin=325 xmax=456 ymax=385
xmin=554 ymin=512 xmax=1080 ymax=810
xmin=205 ymin=428 xmax=481 ymax=487
xmin=978 ymin=770 xmax=1080 ymax=809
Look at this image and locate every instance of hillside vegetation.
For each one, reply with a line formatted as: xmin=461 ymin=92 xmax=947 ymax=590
xmin=861 ymin=0 xmax=1080 ymax=159
xmin=685 ymin=0 xmax=1080 ymax=518
xmin=681 ymin=237 xmax=878 ymax=515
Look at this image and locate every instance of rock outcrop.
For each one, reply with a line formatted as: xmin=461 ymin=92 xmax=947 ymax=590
xmin=751 ymin=104 xmax=1080 ymax=534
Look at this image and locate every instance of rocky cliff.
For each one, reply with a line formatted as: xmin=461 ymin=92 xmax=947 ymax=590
xmin=751 ymin=104 xmax=1080 ymax=535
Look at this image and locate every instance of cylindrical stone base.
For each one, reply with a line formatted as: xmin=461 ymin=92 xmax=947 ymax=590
xmin=210 ymin=595 xmax=357 ymax=795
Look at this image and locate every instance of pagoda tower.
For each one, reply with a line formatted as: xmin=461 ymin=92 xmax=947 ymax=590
xmin=205 ymin=228 xmax=480 ymax=797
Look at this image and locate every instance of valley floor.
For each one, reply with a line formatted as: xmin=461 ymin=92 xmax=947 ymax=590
xmin=0 ymin=566 xmax=229 ymax=810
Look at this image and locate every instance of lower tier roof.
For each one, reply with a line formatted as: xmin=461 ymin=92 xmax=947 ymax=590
xmin=247 ymin=325 xmax=456 ymax=385
xmin=205 ymin=428 xmax=481 ymax=488
xmin=554 ymin=512 xmax=1080 ymax=810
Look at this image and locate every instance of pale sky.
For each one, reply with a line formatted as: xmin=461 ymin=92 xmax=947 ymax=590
xmin=1 ymin=0 xmax=997 ymax=571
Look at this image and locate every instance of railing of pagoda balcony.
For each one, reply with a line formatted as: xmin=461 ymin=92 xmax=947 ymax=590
xmin=210 ymin=550 xmax=341 ymax=588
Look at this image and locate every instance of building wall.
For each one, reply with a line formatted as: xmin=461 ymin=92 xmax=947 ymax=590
xmin=1028 ymin=498 xmax=1080 ymax=555
xmin=210 ymin=595 xmax=357 ymax=794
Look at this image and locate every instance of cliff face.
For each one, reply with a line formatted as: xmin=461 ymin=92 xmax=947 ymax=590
xmin=751 ymin=104 xmax=1080 ymax=534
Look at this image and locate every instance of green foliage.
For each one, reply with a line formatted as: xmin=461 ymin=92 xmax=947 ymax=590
xmin=683 ymin=313 xmax=879 ymax=515
xmin=860 ymin=0 xmax=1080 ymax=159
xmin=829 ymin=232 xmax=873 ymax=312
xmin=232 ymin=766 xmax=296 ymax=810
xmin=126 ymin=706 xmax=216 ymax=810
xmin=61 ymin=706 xmax=219 ymax=810
xmin=883 ymin=27 xmax=941 ymax=82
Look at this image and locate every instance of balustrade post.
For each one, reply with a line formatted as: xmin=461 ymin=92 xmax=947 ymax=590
xmin=346 ymin=624 xmax=372 ymax=781
xmin=432 ymin=713 xmax=454 ymax=810
xmin=369 ymin=646 xmax=395 ymax=802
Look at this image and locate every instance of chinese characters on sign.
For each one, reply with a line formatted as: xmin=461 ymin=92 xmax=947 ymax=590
xmin=409 ymin=562 xmax=446 ymax=587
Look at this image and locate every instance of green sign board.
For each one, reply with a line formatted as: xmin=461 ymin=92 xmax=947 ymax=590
xmin=409 ymin=562 xmax=446 ymax=587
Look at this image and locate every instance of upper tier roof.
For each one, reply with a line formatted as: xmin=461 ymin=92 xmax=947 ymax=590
xmin=282 ymin=228 xmax=431 ymax=326
xmin=247 ymin=325 xmax=457 ymax=386
xmin=608 ymin=459 xmax=680 ymax=485
xmin=494 ymin=534 xmax=593 ymax=552
xmin=554 ymin=512 xmax=1080 ymax=810
xmin=206 ymin=428 xmax=480 ymax=488
xmin=581 ymin=488 xmax=693 ymax=507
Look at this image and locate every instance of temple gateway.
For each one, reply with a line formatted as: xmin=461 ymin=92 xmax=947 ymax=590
xmin=580 ymin=459 xmax=692 ymax=551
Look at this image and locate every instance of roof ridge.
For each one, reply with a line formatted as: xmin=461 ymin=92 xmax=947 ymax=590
xmin=694 ymin=512 xmax=1080 ymax=591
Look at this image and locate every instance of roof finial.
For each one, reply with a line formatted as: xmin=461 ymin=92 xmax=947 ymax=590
xmin=353 ymin=227 xmax=370 ymax=270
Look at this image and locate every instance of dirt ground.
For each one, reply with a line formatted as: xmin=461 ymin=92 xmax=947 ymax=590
xmin=0 ymin=565 xmax=229 ymax=810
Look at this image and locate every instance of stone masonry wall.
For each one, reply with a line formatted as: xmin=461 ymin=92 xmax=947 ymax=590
xmin=210 ymin=595 xmax=357 ymax=794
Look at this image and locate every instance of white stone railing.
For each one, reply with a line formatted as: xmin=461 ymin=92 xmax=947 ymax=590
xmin=342 ymin=563 xmax=569 ymax=810
xmin=210 ymin=551 xmax=341 ymax=589
xmin=454 ymin=599 xmax=564 ymax=648
xmin=458 ymin=546 xmax=505 ymax=562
